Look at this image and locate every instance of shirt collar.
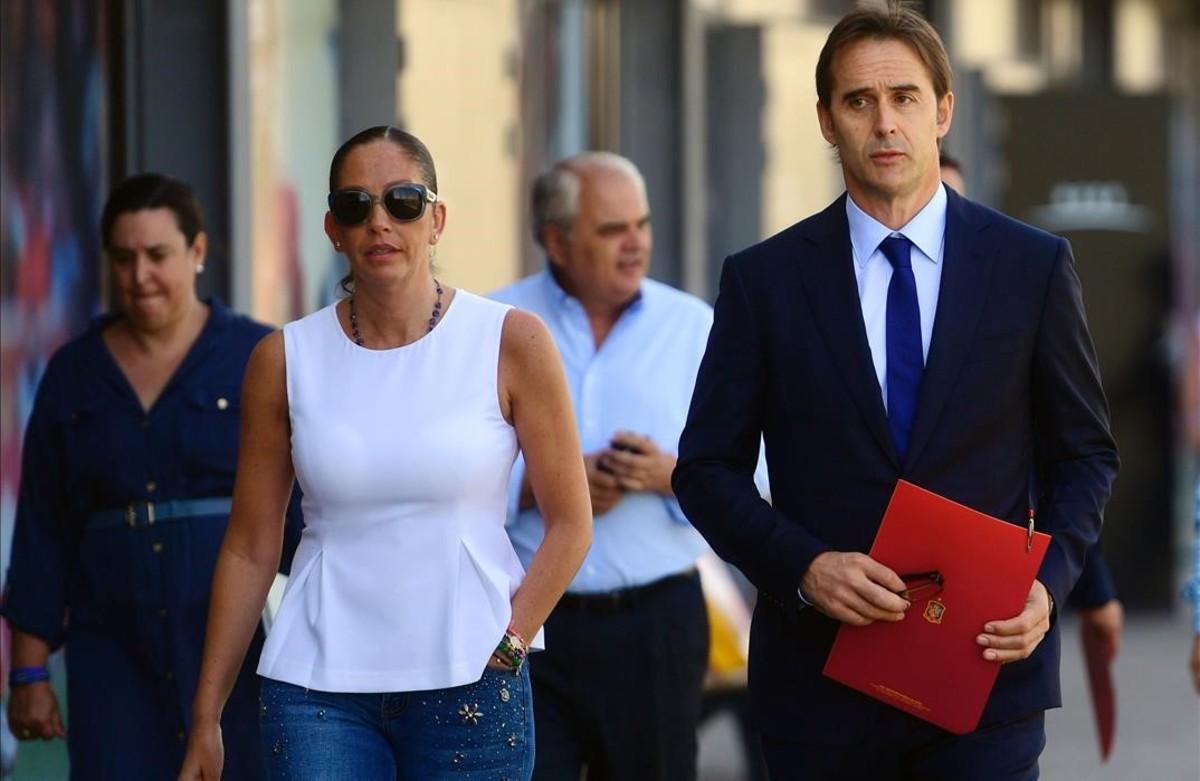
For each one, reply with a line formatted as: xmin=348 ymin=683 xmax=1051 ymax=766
xmin=203 ymin=297 xmax=234 ymax=331
xmin=846 ymin=183 xmax=948 ymax=269
xmin=86 ymin=296 xmax=231 ymax=336
xmin=540 ymin=264 xmax=645 ymax=314
xmin=541 ymin=265 xmax=573 ymax=307
xmin=84 ymin=297 xmax=232 ymax=386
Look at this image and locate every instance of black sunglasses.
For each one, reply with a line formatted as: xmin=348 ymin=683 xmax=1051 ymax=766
xmin=328 ymin=184 xmax=438 ymax=226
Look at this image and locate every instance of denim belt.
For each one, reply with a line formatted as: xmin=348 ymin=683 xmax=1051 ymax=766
xmin=86 ymin=497 xmax=234 ymax=530
xmin=556 ymin=569 xmax=698 ymax=614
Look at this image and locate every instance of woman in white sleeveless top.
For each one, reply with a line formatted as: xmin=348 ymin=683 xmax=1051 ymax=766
xmin=179 ymin=127 xmax=592 ymax=780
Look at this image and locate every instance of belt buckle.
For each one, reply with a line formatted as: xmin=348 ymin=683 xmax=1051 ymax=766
xmin=125 ymin=501 xmax=156 ymax=528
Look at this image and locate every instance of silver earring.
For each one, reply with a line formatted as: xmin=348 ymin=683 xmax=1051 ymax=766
xmin=195 ymin=263 xmax=205 ymax=275
xmin=335 ymin=241 xmax=341 ymax=250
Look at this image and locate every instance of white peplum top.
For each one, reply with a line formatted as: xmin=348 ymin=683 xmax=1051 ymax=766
xmin=257 ymin=290 xmax=540 ymax=693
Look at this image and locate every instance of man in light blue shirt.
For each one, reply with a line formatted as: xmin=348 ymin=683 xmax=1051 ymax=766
xmin=491 ymin=152 xmax=713 ymax=780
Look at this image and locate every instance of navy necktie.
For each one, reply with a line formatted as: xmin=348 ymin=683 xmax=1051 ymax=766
xmin=880 ymin=235 xmax=922 ymax=461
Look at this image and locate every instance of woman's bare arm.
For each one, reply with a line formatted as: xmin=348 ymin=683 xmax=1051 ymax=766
xmin=498 ymin=309 xmax=592 ymax=643
xmin=180 ymin=332 xmax=295 ymax=779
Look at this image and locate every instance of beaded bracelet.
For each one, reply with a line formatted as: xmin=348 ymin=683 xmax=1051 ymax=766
xmin=492 ymin=625 xmax=529 ymax=672
xmin=8 ymin=666 xmax=50 ymax=687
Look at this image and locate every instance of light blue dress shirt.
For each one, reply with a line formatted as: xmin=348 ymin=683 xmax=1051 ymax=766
xmin=846 ymin=184 xmax=948 ymax=410
xmin=490 ymin=270 xmax=714 ymax=592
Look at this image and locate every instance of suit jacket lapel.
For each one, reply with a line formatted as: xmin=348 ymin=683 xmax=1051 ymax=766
xmin=905 ymin=190 xmax=995 ymax=468
xmin=796 ymin=196 xmax=900 ymax=467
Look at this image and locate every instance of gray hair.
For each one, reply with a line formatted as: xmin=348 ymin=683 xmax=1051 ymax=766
xmin=530 ymin=152 xmax=646 ymax=249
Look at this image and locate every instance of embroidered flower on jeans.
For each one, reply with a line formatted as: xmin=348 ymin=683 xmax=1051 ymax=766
xmin=458 ymin=703 xmax=483 ymax=725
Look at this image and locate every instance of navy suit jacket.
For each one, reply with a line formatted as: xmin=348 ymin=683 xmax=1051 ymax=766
xmin=673 ymin=189 xmax=1118 ymax=744
xmin=1068 ymin=542 xmax=1119 ymax=609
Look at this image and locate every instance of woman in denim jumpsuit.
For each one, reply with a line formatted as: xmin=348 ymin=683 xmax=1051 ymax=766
xmin=3 ymin=174 xmax=301 ymax=779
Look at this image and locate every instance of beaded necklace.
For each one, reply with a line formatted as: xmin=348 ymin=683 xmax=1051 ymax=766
xmin=348 ymin=279 xmax=444 ymax=347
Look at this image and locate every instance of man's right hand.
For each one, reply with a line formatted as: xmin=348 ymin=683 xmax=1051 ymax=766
xmin=799 ymin=552 xmax=909 ymax=625
xmin=7 ymin=682 xmax=66 ymax=741
xmin=584 ymin=452 xmax=623 ymax=516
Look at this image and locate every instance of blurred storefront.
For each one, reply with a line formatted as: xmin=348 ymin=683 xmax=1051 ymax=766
xmin=4 ymin=0 xmax=1200 ymax=628
xmin=2 ymin=0 xmax=1199 ymax=773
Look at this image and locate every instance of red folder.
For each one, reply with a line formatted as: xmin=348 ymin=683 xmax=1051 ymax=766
xmin=822 ymin=480 xmax=1051 ymax=734
xmin=1082 ymin=625 xmax=1117 ymax=760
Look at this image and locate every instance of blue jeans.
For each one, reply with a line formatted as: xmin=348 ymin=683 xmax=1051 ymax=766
xmin=259 ymin=666 xmax=534 ymax=780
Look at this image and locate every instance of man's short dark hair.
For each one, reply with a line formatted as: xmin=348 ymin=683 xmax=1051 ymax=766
xmin=815 ymin=1 xmax=952 ymax=108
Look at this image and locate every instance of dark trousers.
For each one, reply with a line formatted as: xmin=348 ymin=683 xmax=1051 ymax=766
xmin=761 ymin=710 xmax=1045 ymax=781
xmin=701 ymin=688 xmax=769 ymax=781
xmin=529 ymin=570 xmax=709 ymax=781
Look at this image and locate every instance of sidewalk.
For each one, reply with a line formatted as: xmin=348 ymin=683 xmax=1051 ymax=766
xmin=8 ymin=612 xmax=1197 ymax=779
xmin=699 ymin=610 xmax=1200 ymax=780
xmin=1043 ymin=609 xmax=1199 ymax=779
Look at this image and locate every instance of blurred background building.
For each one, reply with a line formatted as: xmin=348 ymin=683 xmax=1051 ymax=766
xmin=2 ymin=0 xmax=1198 ymax=776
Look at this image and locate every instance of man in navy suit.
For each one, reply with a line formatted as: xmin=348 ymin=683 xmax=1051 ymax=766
xmin=673 ymin=4 xmax=1118 ymax=779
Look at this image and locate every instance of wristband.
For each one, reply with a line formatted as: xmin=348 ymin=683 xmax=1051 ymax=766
xmin=493 ymin=625 xmax=529 ymax=672
xmin=9 ymin=666 xmax=50 ymax=687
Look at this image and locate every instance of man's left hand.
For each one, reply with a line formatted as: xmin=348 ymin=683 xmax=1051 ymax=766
xmin=603 ymin=431 xmax=675 ymax=496
xmin=976 ymin=579 xmax=1052 ymax=663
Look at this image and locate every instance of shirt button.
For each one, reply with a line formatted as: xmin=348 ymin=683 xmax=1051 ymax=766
xmin=146 ymin=481 xmax=157 ymax=493
xmin=141 ymin=417 xmax=150 ymax=429
xmin=177 ymin=730 xmax=186 ymax=742
xmin=164 ymin=670 xmax=174 ymax=681
xmin=158 ymin=608 xmax=168 ymax=617
xmin=152 ymin=542 xmax=165 ymax=554
xmin=216 ymin=397 xmax=229 ymax=410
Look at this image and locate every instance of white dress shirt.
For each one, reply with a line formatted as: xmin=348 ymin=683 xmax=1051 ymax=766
xmin=845 ymin=184 xmax=949 ymax=410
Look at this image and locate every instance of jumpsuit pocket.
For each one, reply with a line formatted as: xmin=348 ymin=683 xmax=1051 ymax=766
xmin=53 ymin=401 xmax=104 ymax=507
xmin=180 ymin=386 xmax=242 ymax=471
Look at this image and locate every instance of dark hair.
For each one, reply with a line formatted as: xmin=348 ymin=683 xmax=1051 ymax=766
xmin=328 ymin=125 xmax=438 ymax=194
xmin=329 ymin=126 xmax=439 ymax=295
xmin=100 ymin=173 xmax=205 ymax=248
xmin=939 ymin=152 xmax=963 ymax=173
xmin=815 ymin=1 xmax=952 ymax=108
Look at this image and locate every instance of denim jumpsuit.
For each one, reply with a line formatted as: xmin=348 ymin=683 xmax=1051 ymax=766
xmin=2 ymin=300 xmax=302 ymax=780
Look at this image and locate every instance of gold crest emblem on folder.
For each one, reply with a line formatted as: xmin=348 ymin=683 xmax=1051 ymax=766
xmin=923 ymin=598 xmax=946 ymax=625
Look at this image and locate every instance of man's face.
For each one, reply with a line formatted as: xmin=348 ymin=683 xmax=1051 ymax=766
xmin=818 ymin=37 xmax=953 ymax=207
xmin=549 ymin=167 xmax=651 ymax=310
